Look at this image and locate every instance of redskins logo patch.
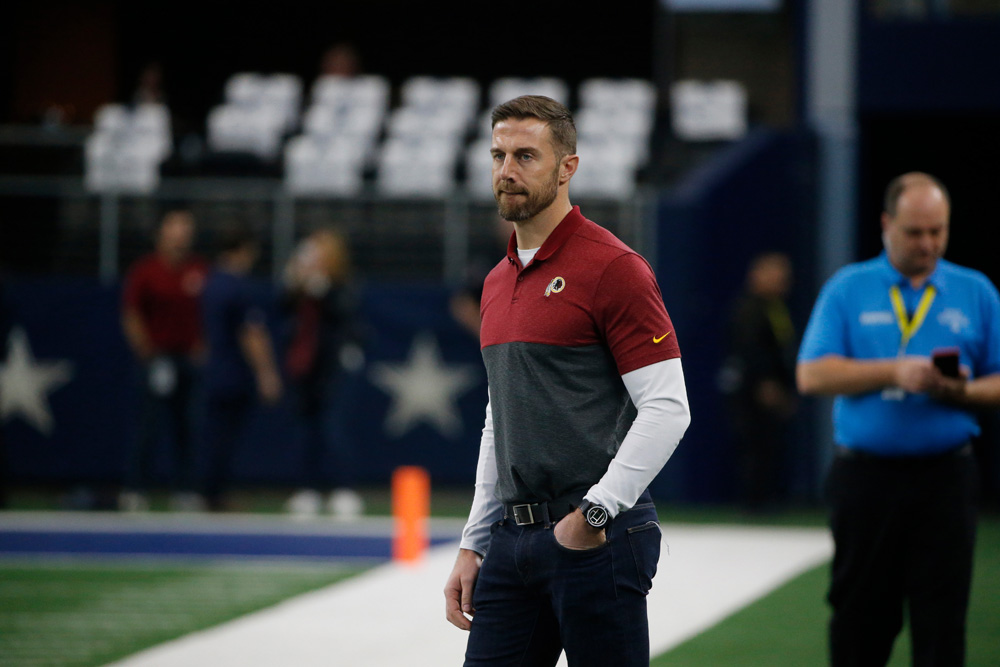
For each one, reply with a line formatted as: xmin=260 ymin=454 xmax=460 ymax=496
xmin=544 ymin=276 xmax=566 ymax=297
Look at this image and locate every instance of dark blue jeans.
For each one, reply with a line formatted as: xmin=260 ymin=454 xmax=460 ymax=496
xmin=465 ymin=497 xmax=661 ymax=666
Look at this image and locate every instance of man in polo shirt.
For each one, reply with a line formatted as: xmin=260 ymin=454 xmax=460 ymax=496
xmin=443 ymin=95 xmax=691 ymax=666
xmin=797 ymin=172 xmax=1000 ymax=666
xmin=120 ymin=209 xmax=209 ymax=512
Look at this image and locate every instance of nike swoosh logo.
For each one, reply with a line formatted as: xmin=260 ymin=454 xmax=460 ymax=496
xmin=653 ymin=332 xmax=672 ymax=343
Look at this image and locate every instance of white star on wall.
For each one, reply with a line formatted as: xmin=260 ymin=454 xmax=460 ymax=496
xmin=370 ymin=332 xmax=480 ymax=439
xmin=0 ymin=327 xmax=74 ymax=436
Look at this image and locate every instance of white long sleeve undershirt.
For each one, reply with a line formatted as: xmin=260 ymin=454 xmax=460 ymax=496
xmin=458 ymin=357 xmax=691 ymax=555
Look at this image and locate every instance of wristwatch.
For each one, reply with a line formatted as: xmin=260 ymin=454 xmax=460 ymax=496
xmin=578 ymin=500 xmax=609 ymax=529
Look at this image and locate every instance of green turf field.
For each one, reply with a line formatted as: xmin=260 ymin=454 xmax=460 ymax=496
xmin=651 ymin=514 xmax=1000 ymax=666
xmin=2 ymin=489 xmax=997 ymax=666
xmin=0 ymin=561 xmax=366 ymax=667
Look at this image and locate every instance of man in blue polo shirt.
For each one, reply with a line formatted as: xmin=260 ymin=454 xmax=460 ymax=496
xmin=798 ymin=172 xmax=1000 ymax=666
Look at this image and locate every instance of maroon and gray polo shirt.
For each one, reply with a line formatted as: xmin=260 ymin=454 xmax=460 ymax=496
xmin=480 ymin=206 xmax=681 ymax=505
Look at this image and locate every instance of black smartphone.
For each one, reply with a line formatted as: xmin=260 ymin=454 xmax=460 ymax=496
xmin=932 ymin=347 xmax=960 ymax=378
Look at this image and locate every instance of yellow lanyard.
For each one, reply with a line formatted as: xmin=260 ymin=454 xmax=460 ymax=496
xmin=765 ymin=299 xmax=795 ymax=346
xmin=889 ymin=284 xmax=936 ymax=352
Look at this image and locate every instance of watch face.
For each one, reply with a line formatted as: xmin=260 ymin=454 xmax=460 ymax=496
xmin=585 ymin=504 xmax=609 ymax=528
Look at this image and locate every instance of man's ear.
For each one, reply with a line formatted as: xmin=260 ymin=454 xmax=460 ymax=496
xmin=560 ymin=154 xmax=579 ymax=184
xmin=880 ymin=211 xmax=891 ymax=233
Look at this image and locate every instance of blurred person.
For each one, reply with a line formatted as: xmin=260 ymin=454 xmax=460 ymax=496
xmin=319 ymin=42 xmax=361 ymax=77
xmin=449 ymin=217 xmax=512 ymax=340
xmin=120 ymin=209 xmax=208 ymax=512
xmin=200 ymin=225 xmax=282 ymax=511
xmin=449 ymin=266 xmax=487 ymax=341
xmin=797 ymin=172 xmax=1000 ymax=666
xmin=719 ymin=251 xmax=798 ymax=512
xmin=443 ymin=96 xmax=691 ymax=666
xmin=132 ymin=61 xmax=165 ymax=106
xmin=282 ymin=229 xmax=366 ymax=518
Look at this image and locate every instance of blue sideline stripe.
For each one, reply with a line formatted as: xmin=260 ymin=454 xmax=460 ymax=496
xmin=0 ymin=531 xmax=454 ymax=559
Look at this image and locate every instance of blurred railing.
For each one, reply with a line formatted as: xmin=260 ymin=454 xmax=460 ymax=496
xmin=0 ymin=174 xmax=654 ymax=286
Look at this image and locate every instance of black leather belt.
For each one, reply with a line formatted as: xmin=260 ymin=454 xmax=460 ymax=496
xmin=502 ymin=490 xmax=653 ymax=527
xmin=503 ymin=495 xmax=580 ymax=526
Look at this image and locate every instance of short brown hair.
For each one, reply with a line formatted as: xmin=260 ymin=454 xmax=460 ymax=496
xmin=491 ymin=95 xmax=577 ymax=158
xmin=883 ymin=172 xmax=951 ymax=217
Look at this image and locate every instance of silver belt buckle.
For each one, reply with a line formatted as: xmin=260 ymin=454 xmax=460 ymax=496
xmin=512 ymin=504 xmax=535 ymax=526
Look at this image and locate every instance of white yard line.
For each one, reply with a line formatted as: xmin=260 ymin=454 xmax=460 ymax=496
xmin=0 ymin=510 xmax=465 ymax=538
xmin=108 ymin=523 xmax=833 ymax=666
xmin=649 ymin=524 xmax=833 ymax=654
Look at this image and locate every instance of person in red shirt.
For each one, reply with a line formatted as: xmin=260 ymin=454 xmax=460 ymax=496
xmin=119 ymin=209 xmax=208 ymax=511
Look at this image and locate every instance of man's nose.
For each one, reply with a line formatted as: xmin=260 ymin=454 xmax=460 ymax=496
xmin=497 ymin=155 xmax=515 ymax=180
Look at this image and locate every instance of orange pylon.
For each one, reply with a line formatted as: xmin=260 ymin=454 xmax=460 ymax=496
xmin=392 ymin=465 xmax=430 ymax=563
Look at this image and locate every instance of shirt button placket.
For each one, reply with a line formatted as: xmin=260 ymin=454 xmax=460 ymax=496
xmin=512 ymin=271 xmax=525 ymax=303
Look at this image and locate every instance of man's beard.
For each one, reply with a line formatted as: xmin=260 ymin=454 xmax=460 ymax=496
xmin=494 ymin=167 xmax=559 ymax=223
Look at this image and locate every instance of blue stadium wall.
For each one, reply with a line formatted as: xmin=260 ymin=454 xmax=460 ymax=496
xmin=0 ymin=279 xmax=489 ymax=492
xmin=650 ymin=128 xmax=820 ymax=504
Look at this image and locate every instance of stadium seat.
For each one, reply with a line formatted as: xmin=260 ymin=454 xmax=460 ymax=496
xmin=94 ymin=104 xmax=130 ymax=134
xmin=311 ymin=74 xmax=390 ymax=112
xmin=373 ymin=77 xmax=481 ymax=198
xmin=207 ymin=104 xmax=286 ymax=160
xmin=464 ymin=138 xmax=494 ymax=200
xmin=284 ymin=135 xmax=368 ymax=195
xmin=302 ymin=104 xmax=384 ymax=142
xmin=84 ymin=103 xmax=173 ymax=193
xmin=376 ymin=136 xmax=461 ymax=197
xmin=576 ymin=107 xmax=652 ymax=167
xmin=259 ymin=73 xmax=303 ymax=133
xmin=85 ymin=131 xmax=166 ymax=194
xmin=387 ymin=106 xmax=470 ymax=141
xmin=488 ymin=77 xmax=570 ymax=108
xmin=475 ymin=109 xmax=494 ymax=140
xmin=670 ymin=79 xmax=747 ymax=141
xmin=578 ymin=78 xmax=657 ymax=117
xmin=284 ymin=74 xmax=392 ymax=195
xmin=206 ymin=72 xmax=303 ymax=160
xmin=302 ymin=75 xmax=386 ymax=146
xmin=131 ymin=103 xmax=172 ymax=158
xmin=571 ymin=78 xmax=660 ymax=196
xmin=572 ymin=140 xmax=638 ymax=199
xmin=401 ymin=76 xmax=480 ymax=122
xmin=224 ymin=72 xmax=266 ymax=106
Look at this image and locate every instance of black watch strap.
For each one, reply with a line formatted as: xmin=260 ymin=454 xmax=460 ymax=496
xmin=579 ymin=500 xmax=609 ymax=528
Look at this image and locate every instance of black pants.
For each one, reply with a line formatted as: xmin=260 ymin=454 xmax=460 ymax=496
xmin=825 ymin=447 xmax=978 ymax=667
xmin=201 ymin=392 xmax=253 ymax=509
xmin=291 ymin=369 xmax=357 ymax=490
xmin=125 ymin=355 xmax=198 ymax=492
xmin=732 ymin=400 xmax=790 ymax=511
